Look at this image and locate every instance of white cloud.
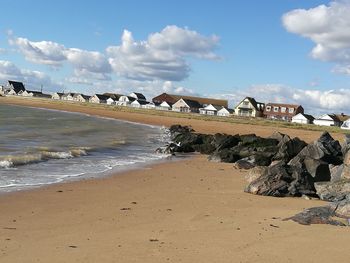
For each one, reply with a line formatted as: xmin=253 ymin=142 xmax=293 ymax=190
xmin=0 ymin=60 xmax=63 ymax=92
xmin=282 ymin=1 xmax=350 ymax=73
xmin=213 ymin=84 xmax=350 ymax=116
xmin=9 ymin=36 xmax=112 ymax=80
xmin=107 ymin=25 xmax=219 ymax=81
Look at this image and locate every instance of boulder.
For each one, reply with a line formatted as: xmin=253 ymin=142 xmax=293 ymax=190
xmin=284 ymin=206 xmax=348 ymax=226
xmin=333 ymin=196 xmax=350 ymax=218
xmin=329 ymin=164 xmax=344 ymax=182
xmin=244 ymin=166 xmax=267 ymax=183
xmin=211 ymin=133 xmax=241 ymax=151
xmin=169 ymin=124 xmax=194 ymax=138
xmin=314 ymin=179 xmax=350 ymax=202
xmin=273 ymin=135 xmax=307 ymax=163
xmin=341 ymin=151 xmax=350 ymax=179
xmin=245 ymin=163 xmax=316 ymax=197
xmin=208 ymin=149 xmax=240 ymax=163
xmin=314 ymin=131 xmax=343 ymax=164
xmin=303 ymin=157 xmax=330 ymax=182
xmin=233 ymin=159 xmax=255 ymax=170
xmin=341 ymin=134 xmax=350 ymax=156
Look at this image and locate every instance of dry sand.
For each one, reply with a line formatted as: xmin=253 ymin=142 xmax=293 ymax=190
xmin=0 ymin=97 xmax=349 ymax=262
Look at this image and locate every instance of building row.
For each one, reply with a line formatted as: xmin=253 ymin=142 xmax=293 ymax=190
xmin=1 ymin=80 xmax=349 ymax=129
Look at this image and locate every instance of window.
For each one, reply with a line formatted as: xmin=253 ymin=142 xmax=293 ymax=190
xmin=273 ymin=106 xmax=279 ymax=112
xmin=289 ymin=108 xmax=294 ymax=113
xmin=281 ymin=107 xmax=286 ymax=113
xmin=266 ymin=106 xmax=271 ymax=112
xmin=243 ymin=101 xmax=249 ymax=105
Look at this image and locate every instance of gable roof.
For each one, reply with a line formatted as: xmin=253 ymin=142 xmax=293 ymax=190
xmin=152 ymin=93 xmax=227 ymax=108
xmin=335 ymin=114 xmax=350 ymax=122
xmin=181 ymin=98 xmax=202 ymax=109
xmin=316 ymin=114 xmax=341 ymax=122
xmin=293 ymin=113 xmax=314 ymax=121
xmin=103 ymin=93 xmax=122 ymax=100
xmin=203 ymin=104 xmax=222 ymax=111
xmin=265 ymin=102 xmax=302 ymax=109
xmin=130 ymin=92 xmax=146 ymax=100
xmin=94 ymin=94 xmax=110 ymax=101
xmin=8 ymin=80 xmax=26 ymax=93
xmin=132 ymin=100 xmax=149 ymax=105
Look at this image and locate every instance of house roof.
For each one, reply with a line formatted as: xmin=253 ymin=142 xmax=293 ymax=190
xmin=132 ymin=100 xmax=149 ymax=105
xmin=94 ymin=94 xmax=110 ymax=101
xmin=203 ymin=104 xmax=222 ymax=111
xmin=53 ymin=92 xmax=64 ymax=96
xmin=103 ymin=93 xmax=122 ymax=100
xmin=181 ymin=99 xmax=202 ymax=109
xmin=293 ymin=113 xmax=314 ymax=121
xmin=316 ymin=114 xmax=341 ymax=122
xmin=130 ymin=92 xmax=146 ymax=100
xmin=335 ymin=114 xmax=350 ymax=122
xmin=8 ymin=80 xmax=26 ymax=93
xmin=152 ymin=93 xmax=228 ymax=108
xmin=265 ymin=102 xmax=302 ymax=109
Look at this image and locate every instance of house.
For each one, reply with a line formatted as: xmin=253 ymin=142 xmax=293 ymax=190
xmin=130 ymin=100 xmax=149 ymax=108
xmin=341 ymin=118 xmax=350 ymax=130
xmin=336 ymin=113 xmax=350 ymax=124
xmin=73 ymin=93 xmax=90 ymax=103
xmin=106 ymin=97 xmax=115 ymax=105
xmin=6 ymin=89 xmax=17 ymax=95
xmin=264 ymin=103 xmax=304 ymax=121
xmin=291 ymin=113 xmax=315 ymax=124
xmin=217 ymin=107 xmax=233 ymax=117
xmin=30 ymin=91 xmax=51 ymax=98
xmin=18 ymin=90 xmax=30 ymax=96
xmin=116 ymin=95 xmax=136 ymax=106
xmin=7 ymin=80 xmax=26 ymax=94
xmin=89 ymin=94 xmax=109 ymax=104
xmin=157 ymin=101 xmax=173 ymax=111
xmin=172 ymin=98 xmax=202 ymax=113
xmin=313 ymin=114 xmax=341 ymax=127
xmin=199 ymin=104 xmax=222 ymax=115
xmin=152 ymin=93 xmax=228 ymax=108
xmin=61 ymin=93 xmax=75 ymax=101
xmin=143 ymin=102 xmax=160 ymax=109
xmin=103 ymin=93 xmax=122 ymax=101
xmin=129 ymin=92 xmax=146 ymax=101
xmin=0 ymin=86 xmax=4 ymax=96
xmin=51 ymin=92 xmax=64 ymax=100
xmin=234 ymin=97 xmax=265 ymax=117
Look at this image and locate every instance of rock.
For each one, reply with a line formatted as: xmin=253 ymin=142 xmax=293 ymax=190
xmin=169 ymin=124 xmax=194 ymax=138
xmin=288 ymin=144 xmax=325 ymax=165
xmin=341 ymin=151 xmax=350 ymax=179
xmin=245 ymin=164 xmax=315 ymax=197
xmin=234 ymin=159 xmax=255 ymax=170
xmin=244 ymin=166 xmax=267 ymax=183
xmin=284 ymin=206 xmax=347 ymax=226
xmin=193 ymin=134 xmax=215 ymax=154
xmin=273 ymin=136 xmax=307 ymax=163
xmin=314 ymin=179 xmax=350 ymax=202
xmin=303 ymin=157 xmax=330 ymax=182
xmin=268 ymin=131 xmax=287 ymax=142
xmin=329 ymin=164 xmax=344 ymax=182
xmin=314 ymin=131 xmax=343 ymax=164
xmin=341 ymin=134 xmax=350 ymax=156
xmin=333 ymin=196 xmax=350 ymax=218
xmin=208 ymin=149 xmax=240 ymax=163
xmin=211 ymin=133 xmax=241 ymax=151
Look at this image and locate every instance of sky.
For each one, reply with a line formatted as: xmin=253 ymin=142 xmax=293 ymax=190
xmin=1 ymin=0 xmax=350 ymax=115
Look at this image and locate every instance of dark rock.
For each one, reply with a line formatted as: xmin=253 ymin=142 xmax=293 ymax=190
xmin=273 ymin=136 xmax=307 ymax=163
xmin=314 ymin=179 xmax=350 ymax=202
xmin=245 ymin=164 xmax=316 ymax=197
xmin=333 ymin=196 xmax=350 ymax=218
xmin=233 ymin=159 xmax=255 ymax=170
xmin=268 ymin=131 xmax=287 ymax=142
xmin=169 ymin=124 xmax=194 ymax=138
xmin=208 ymin=148 xmax=240 ymax=163
xmin=314 ymin=131 xmax=343 ymax=164
xmin=303 ymin=157 xmax=330 ymax=182
xmin=341 ymin=134 xmax=350 ymax=156
xmin=211 ymin=133 xmax=241 ymax=151
xmin=284 ymin=206 xmax=347 ymax=226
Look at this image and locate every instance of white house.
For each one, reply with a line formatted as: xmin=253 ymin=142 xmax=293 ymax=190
xmin=6 ymin=89 xmax=17 ymax=95
xmin=234 ymin=97 xmax=265 ymax=117
xmin=116 ymin=95 xmax=136 ymax=106
xmin=217 ymin=107 xmax=232 ymax=117
xmin=7 ymin=80 xmax=26 ymax=94
xmin=172 ymin=98 xmax=202 ymax=113
xmin=130 ymin=100 xmax=148 ymax=108
xmin=143 ymin=102 xmax=159 ymax=109
xmin=73 ymin=93 xmax=90 ymax=103
xmin=291 ymin=113 xmax=314 ymax=125
xmin=313 ymin=114 xmax=341 ymax=127
xmin=61 ymin=93 xmax=75 ymax=101
xmin=51 ymin=92 xmax=63 ymax=100
xmin=341 ymin=118 xmax=350 ymax=130
xmin=106 ymin=97 xmax=115 ymax=105
xmin=89 ymin=94 xmax=109 ymax=104
xmin=157 ymin=101 xmax=172 ymax=111
xmin=199 ymin=104 xmax=222 ymax=116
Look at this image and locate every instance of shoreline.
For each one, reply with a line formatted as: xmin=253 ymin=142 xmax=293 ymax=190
xmin=1 ymin=97 xmax=350 ymax=262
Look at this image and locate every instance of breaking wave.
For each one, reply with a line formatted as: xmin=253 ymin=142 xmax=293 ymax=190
xmin=0 ymin=148 xmax=89 ymax=168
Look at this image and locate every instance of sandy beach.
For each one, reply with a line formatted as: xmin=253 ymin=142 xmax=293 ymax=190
xmin=0 ymin=97 xmax=350 ymax=262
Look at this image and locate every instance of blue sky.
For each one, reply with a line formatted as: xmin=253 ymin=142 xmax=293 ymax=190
xmin=1 ymin=0 xmax=350 ymax=114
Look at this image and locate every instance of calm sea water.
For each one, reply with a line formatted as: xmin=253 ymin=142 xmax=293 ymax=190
xmin=0 ymin=104 xmax=169 ymax=192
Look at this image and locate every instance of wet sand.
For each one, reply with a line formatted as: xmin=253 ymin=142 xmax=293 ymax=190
xmin=0 ymin=96 xmax=349 ymax=262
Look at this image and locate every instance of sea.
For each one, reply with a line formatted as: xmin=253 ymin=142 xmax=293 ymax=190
xmin=0 ymin=104 xmax=169 ymax=193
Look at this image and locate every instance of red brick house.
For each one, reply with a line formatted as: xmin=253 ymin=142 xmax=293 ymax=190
xmin=264 ymin=103 xmax=304 ymax=121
